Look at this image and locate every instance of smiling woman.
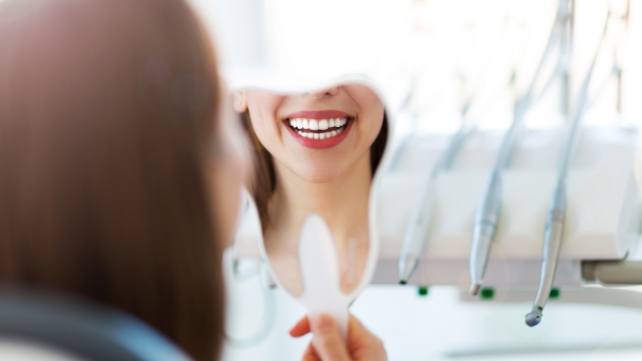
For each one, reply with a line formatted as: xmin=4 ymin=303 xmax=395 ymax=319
xmin=234 ymin=83 xmax=388 ymax=296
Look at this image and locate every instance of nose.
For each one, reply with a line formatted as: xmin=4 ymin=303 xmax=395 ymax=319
xmin=307 ymin=86 xmax=340 ymax=98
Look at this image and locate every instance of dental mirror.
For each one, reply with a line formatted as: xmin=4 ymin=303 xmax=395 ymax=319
xmin=233 ymin=82 xmax=389 ymax=334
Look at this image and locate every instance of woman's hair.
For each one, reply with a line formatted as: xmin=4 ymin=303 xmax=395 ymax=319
xmin=241 ymin=111 xmax=388 ymax=226
xmin=0 ymin=0 xmax=224 ymax=360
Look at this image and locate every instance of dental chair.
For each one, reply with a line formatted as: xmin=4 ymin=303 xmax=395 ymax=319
xmin=0 ymin=292 xmax=191 ymax=361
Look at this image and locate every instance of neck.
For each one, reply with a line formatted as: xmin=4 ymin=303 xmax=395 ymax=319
xmin=267 ymin=154 xmax=372 ymax=252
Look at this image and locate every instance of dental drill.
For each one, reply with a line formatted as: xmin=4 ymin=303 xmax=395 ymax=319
xmin=469 ymin=0 xmax=573 ymax=296
xmin=398 ymin=119 xmax=474 ymax=284
xmin=526 ymin=8 xmax=618 ymax=327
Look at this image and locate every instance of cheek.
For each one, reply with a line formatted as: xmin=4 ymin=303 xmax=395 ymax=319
xmin=246 ymin=93 xmax=285 ymax=148
xmin=248 ymin=109 xmax=282 ymax=150
xmin=359 ymin=110 xmax=385 ymax=147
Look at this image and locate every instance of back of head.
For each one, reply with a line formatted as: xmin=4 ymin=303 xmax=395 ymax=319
xmin=0 ymin=0 xmax=224 ymax=359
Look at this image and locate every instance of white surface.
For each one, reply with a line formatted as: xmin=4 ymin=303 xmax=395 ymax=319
xmin=223 ymin=283 xmax=642 ymax=360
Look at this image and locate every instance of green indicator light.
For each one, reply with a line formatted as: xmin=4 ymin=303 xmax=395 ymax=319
xmin=480 ymin=287 xmax=495 ymax=300
xmin=417 ymin=286 xmax=429 ymax=297
xmin=549 ymin=288 xmax=561 ymax=299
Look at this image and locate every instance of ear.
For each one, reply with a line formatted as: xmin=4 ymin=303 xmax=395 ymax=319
xmin=232 ymin=91 xmax=248 ymax=113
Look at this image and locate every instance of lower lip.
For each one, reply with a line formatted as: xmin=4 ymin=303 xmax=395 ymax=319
xmin=285 ymin=121 xmax=353 ymax=149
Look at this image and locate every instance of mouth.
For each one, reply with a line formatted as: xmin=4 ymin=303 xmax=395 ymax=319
xmin=283 ymin=110 xmax=353 ymax=149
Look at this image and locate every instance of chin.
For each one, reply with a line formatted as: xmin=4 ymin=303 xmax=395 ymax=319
xmin=294 ymin=164 xmax=345 ymax=184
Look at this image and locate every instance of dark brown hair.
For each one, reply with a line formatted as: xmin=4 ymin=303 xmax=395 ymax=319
xmin=241 ymin=111 xmax=388 ymax=226
xmin=0 ymin=0 xmax=224 ymax=360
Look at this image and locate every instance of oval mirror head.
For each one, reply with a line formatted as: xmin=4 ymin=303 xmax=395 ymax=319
xmin=233 ymin=82 xmax=389 ymax=333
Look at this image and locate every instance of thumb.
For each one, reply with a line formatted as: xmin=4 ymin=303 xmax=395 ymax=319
xmin=346 ymin=316 xmax=387 ymax=360
xmin=310 ymin=314 xmax=351 ymax=361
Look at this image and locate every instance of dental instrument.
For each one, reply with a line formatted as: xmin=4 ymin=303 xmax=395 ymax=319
xmin=526 ymin=7 xmax=618 ymax=327
xmin=398 ymin=122 xmax=474 ymax=284
xmin=469 ymin=0 xmax=573 ymax=296
xmin=397 ymin=11 xmax=527 ymax=284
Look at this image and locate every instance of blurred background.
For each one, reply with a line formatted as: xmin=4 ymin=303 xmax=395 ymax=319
xmin=189 ymin=0 xmax=642 ymax=360
xmin=194 ymin=0 xmax=642 ymax=131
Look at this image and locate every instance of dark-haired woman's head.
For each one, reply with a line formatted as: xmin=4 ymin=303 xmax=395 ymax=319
xmin=0 ymin=0 xmax=247 ymax=359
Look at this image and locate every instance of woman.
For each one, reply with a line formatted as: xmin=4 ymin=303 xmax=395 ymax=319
xmin=0 ymin=0 xmax=385 ymax=360
xmin=235 ymin=86 xmax=388 ymax=295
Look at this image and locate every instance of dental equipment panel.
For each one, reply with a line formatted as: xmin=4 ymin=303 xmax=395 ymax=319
xmin=375 ymin=125 xmax=639 ymax=282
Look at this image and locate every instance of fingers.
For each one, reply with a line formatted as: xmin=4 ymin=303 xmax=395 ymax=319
xmin=347 ymin=315 xmax=375 ymax=345
xmin=346 ymin=315 xmax=387 ymax=361
xmin=309 ymin=314 xmax=351 ymax=361
xmin=290 ymin=316 xmax=311 ymax=337
xmin=301 ymin=342 xmax=321 ymax=361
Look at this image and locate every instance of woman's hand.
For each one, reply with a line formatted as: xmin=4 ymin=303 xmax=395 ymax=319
xmin=289 ymin=314 xmax=387 ymax=361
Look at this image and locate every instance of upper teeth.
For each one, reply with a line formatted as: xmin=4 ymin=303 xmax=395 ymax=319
xmin=288 ymin=118 xmax=348 ymax=130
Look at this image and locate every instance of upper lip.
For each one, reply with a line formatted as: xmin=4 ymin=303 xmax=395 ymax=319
xmin=284 ymin=110 xmax=352 ymax=120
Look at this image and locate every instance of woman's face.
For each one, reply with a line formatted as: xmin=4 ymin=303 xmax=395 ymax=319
xmin=242 ymin=84 xmax=384 ymax=182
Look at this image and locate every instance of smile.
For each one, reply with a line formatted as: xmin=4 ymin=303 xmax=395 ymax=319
xmin=283 ymin=110 xmax=354 ymax=149
xmin=287 ymin=117 xmax=348 ymax=140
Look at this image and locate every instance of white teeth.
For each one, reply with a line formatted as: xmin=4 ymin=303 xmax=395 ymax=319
xmin=287 ymin=117 xmax=348 ymax=130
xmin=290 ymin=116 xmax=350 ymax=143
xmin=295 ymin=127 xmax=344 ymax=141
